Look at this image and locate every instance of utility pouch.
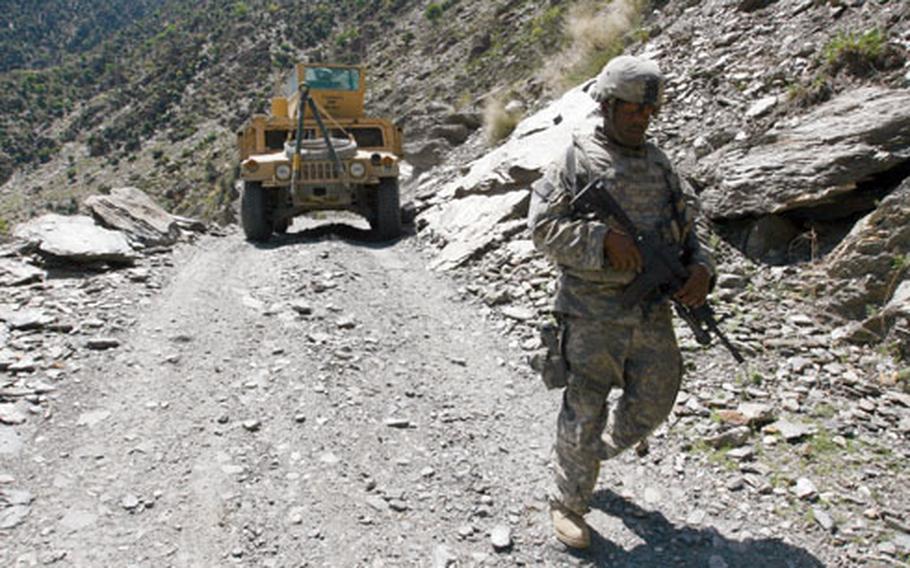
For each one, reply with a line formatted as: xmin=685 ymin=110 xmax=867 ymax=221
xmin=529 ymin=321 xmax=568 ymax=390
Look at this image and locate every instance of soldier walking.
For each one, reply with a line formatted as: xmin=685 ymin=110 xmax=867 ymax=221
xmin=528 ymin=55 xmax=716 ymax=549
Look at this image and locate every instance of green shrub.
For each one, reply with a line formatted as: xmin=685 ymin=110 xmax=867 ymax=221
xmin=823 ymin=29 xmax=888 ymax=76
xmin=424 ymin=3 xmax=443 ymax=22
xmin=233 ymin=2 xmax=250 ymax=17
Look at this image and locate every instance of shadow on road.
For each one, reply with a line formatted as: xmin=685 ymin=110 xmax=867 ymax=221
xmin=253 ymin=222 xmax=415 ymax=250
xmin=569 ymin=489 xmax=825 ymax=567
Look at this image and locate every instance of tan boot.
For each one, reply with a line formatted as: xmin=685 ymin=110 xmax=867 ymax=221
xmin=550 ymin=505 xmax=591 ymax=549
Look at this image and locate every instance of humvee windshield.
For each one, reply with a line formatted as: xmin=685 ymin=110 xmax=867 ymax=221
xmin=304 ymin=67 xmax=360 ymax=91
xmin=263 ymin=126 xmax=385 ymax=151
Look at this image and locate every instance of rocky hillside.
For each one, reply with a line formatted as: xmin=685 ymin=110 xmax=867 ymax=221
xmin=0 ymin=0 xmax=576 ymax=228
xmin=2 ymin=1 xmax=910 ymax=565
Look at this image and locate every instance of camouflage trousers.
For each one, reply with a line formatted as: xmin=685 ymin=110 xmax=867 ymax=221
xmin=549 ymin=301 xmax=682 ymax=515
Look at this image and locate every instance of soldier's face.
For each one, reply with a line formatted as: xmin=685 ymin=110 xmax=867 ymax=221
xmin=611 ymin=100 xmax=655 ymax=147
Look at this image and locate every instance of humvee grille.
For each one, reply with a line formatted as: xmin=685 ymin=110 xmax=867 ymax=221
xmin=301 ymin=161 xmax=341 ymax=181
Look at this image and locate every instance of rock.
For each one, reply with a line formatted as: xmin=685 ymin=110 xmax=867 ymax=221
xmin=693 ymin=136 xmax=713 ymax=159
xmin=242 ymin=419 xmax=261 ymax=432
xmin=445 ymin=111 xmax=482 ymax=130
xmin=319 ymin=452 xmax=340 ymax=465
xmin=429 ymin=124 xmax=472 ymax=146
xmin=812 ymin=507 xmax=836 ymax=532
xmin=404 ymin=138 xmax=450 ymax=172
xmin=336 ymin=317 xmax=357 ymax=330
xmin=0 ymin=308 xmax=55 ymax=331
xmin=442 ymin=86 xmax=598 ymax=202
xmin=825 ymin=180 xmax=910 ymax=321
xmin=288 ymin=300 xmax=313 ymax=315
xmin=384 ymin=417 xmax=411 ymax=428
xmin=716 ymin=273 xmax=747 ymax=289
xmin=0 ymin=427 xmax=23 ymax=455
xmin=700 ymin=87 xmax=910 ymax=220
xmin=687 ymin=509 xmax=707 ymax=525
xmin=726 ymin=447 xmax=755 ymax=461
xmin=84 ymin=187 xmax=180 ymax=247
xmin=424 ymin=191 xmax=529 ymax=271
xmin=764 ymin=420 xmax=817 ymax=442
xmin=794 ymin=477 xmax=818 ymax=500
xmin=738 ymin=0 xmax=777 ymax=12
xmin=121 ymin=494 xmax=140 ymax=511
xmin=500 ymin=306 xmax=534 ymax=322
xmin=0 ymin=488 xmax=33 ymax=529
xmin=704 ymin=426 xmax=752 ymax=449
xmin=490 ymin=524 xmax=512 ymax=551
xmin=738 ymin=403 xmax=776 ymax=426
xmin=86 ymin=337 xmax=120 ymax=350
xmin=13 ymin=214 xmax=138 ymax=265
xmin=0 ymin=259 xmax=45 ymax=287
xmin=745 ymin=95 xmax=778 ymax=119
xmin=0 ymin=404 xmax=27 ymax=425
xmin=433 ymin=544 xmax=457 ymax=568
xmin=365 ymin=495 xmax=387 ymax=512
xmin=744 ymin=215 xmax=800 ymax=261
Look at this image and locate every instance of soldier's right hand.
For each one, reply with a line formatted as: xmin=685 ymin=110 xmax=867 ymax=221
xmin=604 ymin=229 xmax=642 ymax=272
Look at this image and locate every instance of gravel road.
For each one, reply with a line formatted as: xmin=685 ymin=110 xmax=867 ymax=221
xmin=0 ymin=221 xmax=883 ymax=567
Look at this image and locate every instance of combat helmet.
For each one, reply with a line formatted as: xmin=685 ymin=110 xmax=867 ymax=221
xmin=590 ymin=55 xmax=665 ymax=110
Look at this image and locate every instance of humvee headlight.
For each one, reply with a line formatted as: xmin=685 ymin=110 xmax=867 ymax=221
xmin=242 ymin=159 xmax=259 ymax=172
xmin=275 ymin=164 xmax=291 ymax=180
xmin=349 ymin=162 xmax=366 ymax=178
xmin=382 ymin=157 xmax=394 ymax=168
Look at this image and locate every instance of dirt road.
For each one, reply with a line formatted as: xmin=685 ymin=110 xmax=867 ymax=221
xmin=1 ymin=222 xmax=838 ymax=567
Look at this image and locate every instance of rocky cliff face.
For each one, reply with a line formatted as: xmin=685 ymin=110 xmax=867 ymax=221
xmin=411 ymin=0 xmax=910 ymax=355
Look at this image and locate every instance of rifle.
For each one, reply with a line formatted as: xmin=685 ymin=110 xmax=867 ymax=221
xmin=571 ymin=178 xmax=745 ymax=364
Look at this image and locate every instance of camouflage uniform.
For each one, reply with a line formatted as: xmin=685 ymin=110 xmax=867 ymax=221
xmin=528 ymin=125 xmax=715 ymax=516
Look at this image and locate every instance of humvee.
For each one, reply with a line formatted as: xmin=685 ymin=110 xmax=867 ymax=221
xmin=236 ymin=63 xmax=403 ymax=241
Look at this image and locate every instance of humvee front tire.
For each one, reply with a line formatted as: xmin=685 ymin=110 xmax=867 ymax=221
xmin=372 ymin=178 xmax=401 ymax=241
xmin=241 ymin=181 xmax=272 ymax=242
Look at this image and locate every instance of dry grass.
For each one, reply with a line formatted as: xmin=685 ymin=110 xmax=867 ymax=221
xmin=483 ymin=97 xmax=521 ymax=144
xmin=540 ymin=0 xmax=647 ymax=92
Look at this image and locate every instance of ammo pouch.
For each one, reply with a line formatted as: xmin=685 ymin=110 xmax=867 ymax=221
xmin=529 ymin=321 xmax=568 ymax=390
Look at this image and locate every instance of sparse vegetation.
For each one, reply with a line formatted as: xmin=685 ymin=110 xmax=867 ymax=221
xmin=541 ymin=0 xmax=647 ymax=91
xmin=424 ymin=3 xmax=444 ymax=23
xmin=483 ymin=97 xmax=521 ymax=144
xmin=823 ymin=28 xmax=888 ymax=75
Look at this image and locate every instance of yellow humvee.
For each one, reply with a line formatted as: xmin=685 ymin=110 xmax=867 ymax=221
xmin=236 ymin=63 xmax=403 ymax=241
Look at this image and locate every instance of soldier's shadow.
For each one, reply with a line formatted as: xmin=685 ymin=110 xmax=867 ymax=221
xmin=575 ymin=489 xmax=825 ymax=567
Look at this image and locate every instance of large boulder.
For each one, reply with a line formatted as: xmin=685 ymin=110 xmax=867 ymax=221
xmin=0 ymin=259 xmax=45 ymax=287
xmin=12 ymin=214 xmax=138 ymax=265
xmin=404 ymin=138 xmax=451 ymax=173
xmin=421 ymin=84 xmax=599 ymax=271
xmin=825 ymin=179 xmax=910 ymax=321
xmin=698 ymin=87 xmax=910 ymax=220
xmin=424 ymin=191 xmax=529 ymax=271
xmin=441 ymin=84 xmax=599 ymax=201
xmin=84 ymin=187 xmax=179 ymax=247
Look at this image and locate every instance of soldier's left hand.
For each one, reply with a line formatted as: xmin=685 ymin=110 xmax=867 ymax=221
xmin=674 ymin=264 xmax=711 ymax=307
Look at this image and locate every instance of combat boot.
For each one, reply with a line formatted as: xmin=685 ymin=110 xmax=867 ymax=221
xmin=550 ymin=504 xmax=590 ymax=549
